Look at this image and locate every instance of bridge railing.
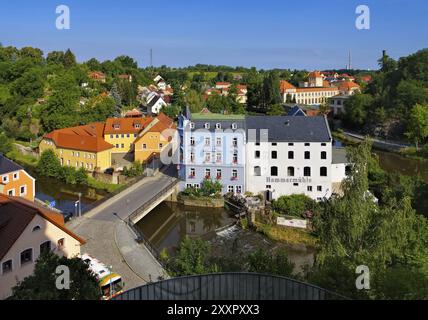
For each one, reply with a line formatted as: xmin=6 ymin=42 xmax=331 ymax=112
xmin=127 ymin=178 xmax=179 ymax=224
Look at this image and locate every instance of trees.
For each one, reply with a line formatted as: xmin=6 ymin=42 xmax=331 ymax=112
xmin=310 ymin=138 xmax=428 ymax=299
xmin=405 ymin=103 xmax=428 ymax=150
xmin=37 ymin=150 xmax=62 ymax=178
xmin=246 ymin=248 xmax=294 ymax=277
xmin=0 ymin=132 xmax=12 ymax=154
xmin=41 ymin=73 xmax=80 ymax=131
xmin=342 ymin=93 xmax=373 ymax=128
xmin=11 ymin=250 xmax=100 ymax=300
xmin=167 ymin=237 xmax=218 ymax=276
xmin=185 ymin=89 xmax=205 ymax=113
xmin=10 ymin=68 xmax=44 ymax=99
xmin=266 ymin=104 xmax=284 ymax=116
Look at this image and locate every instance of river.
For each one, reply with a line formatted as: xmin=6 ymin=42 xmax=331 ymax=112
xmin=135 ymin=202 xmax=316 ymax=271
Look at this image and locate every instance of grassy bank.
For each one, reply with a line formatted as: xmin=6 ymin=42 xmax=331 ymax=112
xmin=241 ymin=216 xmax=317 ymax=247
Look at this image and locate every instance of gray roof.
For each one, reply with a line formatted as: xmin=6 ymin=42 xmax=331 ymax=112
xmin=246 ymin=115 xmax=332 ymax=142
xmin=0 ymin=154 xmax=23 ymax=175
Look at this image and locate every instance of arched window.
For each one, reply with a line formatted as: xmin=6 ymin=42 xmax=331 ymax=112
xmin=320 ymin=167 xmax=327 ymax=177
xmin=20 ymin=248 xmax=33 ymax=265
xmin=215 ymin=123 xmax=221 ymax=129
xmin=287 ymin=167 xmax=295 ymax=177
xmin=40 ymin=241 xmax=51 ymax=254
xmin=231 ymin=123 xmax=237 ymax=129
xmin=204 ymin=123 xmax=210 ymax=129
xmin=254 ymin=166 xmax=261 ymax=176
xmin=304 ymin=167 xmax=311 ymax=177
xmin=271 ymin=166 xmax=278 ymax=176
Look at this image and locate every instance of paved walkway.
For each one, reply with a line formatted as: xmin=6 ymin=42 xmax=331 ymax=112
xmin=68 ymin=168 xmax=176 ymax=291
xmin=343 ymin=131 xmax=411 ymax=150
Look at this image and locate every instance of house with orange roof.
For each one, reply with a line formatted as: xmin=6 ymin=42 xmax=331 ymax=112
xmin=0 ymin=154 xmax=35 ymax=202
xmin=40 ymin=113 xmax=176 ymax=172
xmin=0 ymin=194 xmax=85 ymax=299
xmin=104 ymin=117 xmax=154 ymax=162
xmin=39 ymin=122 xmax=114 ymax=172
xmin=337 ymin=81 xmax=360 ymax=95
xmin=280 ymin=80 xmax=339 ymax=105
xmin=88 ymin=71 xmax=107 ymax=83
xmin=134 ymin=113 xmax=177 ymax=163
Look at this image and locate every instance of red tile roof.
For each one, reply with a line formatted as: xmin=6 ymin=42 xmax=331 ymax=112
xmin=280 ymin=80 xmax=296 ymax=93
xmin=0 ymin=194 xmax=85 ymax=261
xmin=44 ymin=123 xmax=114 ymax=153
xmin=104 ymin=117 xmax=153 ymax=135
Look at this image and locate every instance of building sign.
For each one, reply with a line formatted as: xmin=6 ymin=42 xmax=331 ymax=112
xmin=266 ymin=177 xmax=312 ymax=184
xmin=277 ymin=217 xmax=307 ymax=229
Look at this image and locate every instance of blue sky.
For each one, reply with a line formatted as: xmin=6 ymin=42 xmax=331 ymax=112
xmin=0 ymin=0 xmax=426 ymax=70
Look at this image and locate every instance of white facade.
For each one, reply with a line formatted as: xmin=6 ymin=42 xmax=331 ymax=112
xmin=246 ymin=141 xmax=333 ymax=201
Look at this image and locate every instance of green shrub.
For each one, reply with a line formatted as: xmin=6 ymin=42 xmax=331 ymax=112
xmin=272 ymin=194 xmax=317 ymax=217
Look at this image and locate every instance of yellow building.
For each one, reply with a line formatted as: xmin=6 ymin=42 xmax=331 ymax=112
xmin=134 ymin=113 xmax=176 ymax=163
xmin=39 ymin=123 xmax=114 ymax=172
xmin=39 ymin=113 xmax=175 ymax=171
xmin=103 ymin=117 xmax=154 ymax=155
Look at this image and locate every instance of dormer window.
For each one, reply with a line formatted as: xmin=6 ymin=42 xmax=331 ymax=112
xmin=134 ymin=123 xmax=141 ymax=129
xmin=204 ymin=123 xmax=210 ymax=129
xmin=231 ymin=123 xmax=237 ymax=129
xmin=113 ymin=123 xmax=120 ymax=129
xmin=215 ymin=123 xmax=221 ymax=129
xmin=190 ymin=122 xmax=195 ymax=129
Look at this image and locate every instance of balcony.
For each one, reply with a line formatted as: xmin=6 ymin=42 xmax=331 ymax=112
xmin=216 ymin=175 xmax=222 ymax=180
xmin=231 ymin=176 xmax=238 ymax=181
xmin=188 ymin=174 xmax=195 ymax=179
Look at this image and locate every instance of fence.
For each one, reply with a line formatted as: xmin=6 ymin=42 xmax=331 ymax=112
xmin=114 ymin=272 xmax=347 ymax=300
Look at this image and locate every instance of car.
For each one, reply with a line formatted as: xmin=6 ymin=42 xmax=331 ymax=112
xmin=62 ymin=211 xmax=74 ymax=222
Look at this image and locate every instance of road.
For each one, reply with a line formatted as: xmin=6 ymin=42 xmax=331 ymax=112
xmin=342 ymin=131 xmax=411 ymax=151
xmin=68 ymin=166 xmax=177 ymax=290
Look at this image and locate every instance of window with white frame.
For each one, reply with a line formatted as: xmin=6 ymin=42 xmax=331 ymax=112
xmin=216 ymin=137 xmax=222 ymax=146
xmin=20 ymin=248 xmax=33 ymax=265
xmin=2 ymin=175 xmax=9 ymax=184
xmin=205 ymin=152 xmax=211 ymax=162
xmin=2 ymin=260 xmax=12 ymax=274
xmin=13 ymin=172 xmax=19 ymax=181
xmin=205 ymin=137 xmax=210 ymax=146
xmin=20 ymin=185 xmax=26 ymax=196
xmin=227 ymin=185 xmax=234 ymax=193
xmin=215 ymin=123 xmax=221 ymax=129
xmin=235 ymin=185 xmax=242 ymax=194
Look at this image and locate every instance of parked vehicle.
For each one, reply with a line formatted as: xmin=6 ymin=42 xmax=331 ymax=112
xmin=80 ymin=253 xmax=124 ymax=300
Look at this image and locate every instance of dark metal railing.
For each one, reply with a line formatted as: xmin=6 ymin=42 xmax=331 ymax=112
xmin=114 ymin=272 xmax=348 ymax=300
xmin=127 ymin=179 xmax=179 ymax=224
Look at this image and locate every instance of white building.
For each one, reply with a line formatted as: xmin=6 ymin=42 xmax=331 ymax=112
xmin=245 ymin=116 xmax=341 ymax=201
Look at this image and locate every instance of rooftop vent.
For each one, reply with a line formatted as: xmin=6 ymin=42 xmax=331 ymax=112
xmin=284 ymin=120 xmax=290 ymax=126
